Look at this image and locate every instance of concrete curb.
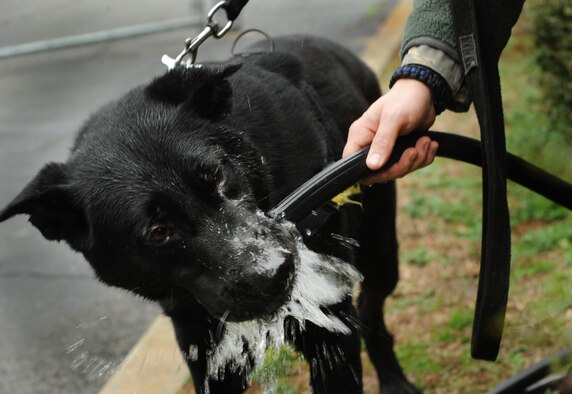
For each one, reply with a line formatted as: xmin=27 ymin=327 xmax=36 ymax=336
xmin=99 ymin=315 xmax=189 ymax=394
xmin=99 ymin=1 xmax=411 ymax=393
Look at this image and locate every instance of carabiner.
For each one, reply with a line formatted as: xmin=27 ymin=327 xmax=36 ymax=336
xmin=207 ymin=1 xmax=234 ymax=38
xmin=167 ymin=1 xmax=234 ymax=68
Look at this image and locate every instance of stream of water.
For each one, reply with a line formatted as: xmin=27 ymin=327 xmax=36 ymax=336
xmin=205 ymin=220 xmax=362 ymax=387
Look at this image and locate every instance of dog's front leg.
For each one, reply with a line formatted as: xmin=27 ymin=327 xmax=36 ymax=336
xmin=286 ymin=299 xmax=363 ymax=394
xmin=358 ymin=182 xmax=421 ymax=394
xmin=358 ymin=287 xmax=420 ymax=394
xmin=167 ymin=306 xmax=251 ymax=394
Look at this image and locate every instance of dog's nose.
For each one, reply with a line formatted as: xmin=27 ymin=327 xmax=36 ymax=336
xmin=236 ymin=248 xmax=294 ymax=288
xmin=224 ymin=248 xmax=296 ymax=320
xmin=258 ymin=251 xmax=294 ymax=296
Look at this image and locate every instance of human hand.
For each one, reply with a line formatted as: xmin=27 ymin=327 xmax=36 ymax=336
xmin=343 ymin=78 xmax=439 ymax=184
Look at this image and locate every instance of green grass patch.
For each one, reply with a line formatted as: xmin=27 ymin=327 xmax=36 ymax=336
xmin=532 ymin=273 xmax=572 ymax=314
xmin=403 ymin=247 xmax=430 ymax=267
xmin=250 ymin=345 xmax=306 ymax=393
xmin=512 ymin=221 xmax=572 ymax=260
xmin=447 ymin=309 xmax=473 ymax=331
xmin=404 ymin=194 xmax=481 ymax=227
xmin=507 ymin=346 xmax=528 ymax=371
xmin=510 ymin=191 xmax=570 ymax=226
xmin=397 ymin=341 xmax=442 ymax=375
xmin=252 ymin=346 xmax=297 ymax=379
xmin=390 ymin=290 xmax=442 ymax=313
xmin=512 ymin=260 xmax=557 ymax=281
xmin=434 ymin=329 xmax=457 ymax=344
xmin=424 ymin=176 xmax=481 ymax=190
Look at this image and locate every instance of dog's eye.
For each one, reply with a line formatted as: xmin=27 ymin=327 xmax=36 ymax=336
xmin=146 ymin=224 xmax=175 ymax=245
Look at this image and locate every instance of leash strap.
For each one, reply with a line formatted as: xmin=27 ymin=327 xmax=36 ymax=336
xmin=450 ymin=0 xmax=511 ymax=361
xmin=224 ymin=0 xmax=249 ymax=21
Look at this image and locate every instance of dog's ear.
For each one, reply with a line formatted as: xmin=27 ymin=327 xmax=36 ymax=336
xmin=146 ymin=64 xmax=241 ymax=119
xmin=0 ymin=163 xmax=89 ymax=251
xmin=190 ymin=64 xmax=241 ymax=119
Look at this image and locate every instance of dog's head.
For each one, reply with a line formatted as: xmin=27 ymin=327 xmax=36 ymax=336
xmin=0 ymin=64 xmax=299 ymax=321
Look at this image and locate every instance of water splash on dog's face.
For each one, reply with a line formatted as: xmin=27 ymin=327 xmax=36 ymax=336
xmin=205 ymin=214 xmax=362 ymax=382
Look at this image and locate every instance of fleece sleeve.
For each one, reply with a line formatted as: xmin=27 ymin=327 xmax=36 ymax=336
xmin=400 ymin=0 xmax=458 ymax=62
xmin=401 ymin=0 xmax=525 ymax=62
xmin=399 ymin=0 xmax=525 ymax=112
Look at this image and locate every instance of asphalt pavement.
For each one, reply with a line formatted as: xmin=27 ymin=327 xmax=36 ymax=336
xmin=0 ymin=0 xmax=396 ymax=392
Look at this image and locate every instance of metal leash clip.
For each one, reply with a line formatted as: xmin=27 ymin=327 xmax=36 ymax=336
xmin=162 ymin=1 xmax=234 ymax=69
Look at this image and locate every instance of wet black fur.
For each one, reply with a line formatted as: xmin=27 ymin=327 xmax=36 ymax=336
xmin=0 ymin=35 xmax=419 ymax=393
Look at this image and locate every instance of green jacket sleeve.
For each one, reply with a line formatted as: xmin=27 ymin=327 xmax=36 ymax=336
xmin=401 ymin=0 xmax=525 ymax=63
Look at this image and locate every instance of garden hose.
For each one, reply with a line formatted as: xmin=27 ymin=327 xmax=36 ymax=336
xmin=269 ymin=130 xmax=572 ymax=223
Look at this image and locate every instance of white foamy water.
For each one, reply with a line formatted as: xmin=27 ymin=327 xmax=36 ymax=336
xmin=205 ymin=220 xmax=362 ymax=385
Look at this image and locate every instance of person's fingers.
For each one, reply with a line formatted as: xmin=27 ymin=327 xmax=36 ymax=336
xmin=389 ymin=147 xmax=419 ymax=178
xmin=343 ymin=99 xmax=384 ymax=157
xmin=422 ymin=140 xmax=439 ymax=167
xmin=365 ymin=115 xmax=402 ymax=170
xmin=344 ymin=79 xmax=439 ymax=181
xmin=343 ymin=119 xmax=375 ymax=157
xmin=361 ymin=137 xmax=439 ymax=184
xmin=362 ymin=147 xmax=418 ymax=184
xmin=408 ymin=136 xmax=428 ymax=168
xmin=414 ymin=139 xmax=439 ymax=170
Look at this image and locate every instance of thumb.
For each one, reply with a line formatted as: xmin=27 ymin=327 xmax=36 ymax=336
xmin=366 ymin=118 xmax=399 ymax=170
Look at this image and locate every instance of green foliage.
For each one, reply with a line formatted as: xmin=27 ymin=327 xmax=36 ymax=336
xmin=512 ymin=260 xmax=557 ymax=281
xmin=404 ymin=195 xmax=480 ymax=227
xmin=511 ymin=193 xmax=569 ymax=225
xmin=403 ymin=247 xmax=430 ymax=267
xmin=396 ymin=341 xmax=441 ymax=375
xmin=434 ymin=329 xmax=456 ymax=344
xmin=507 ymin=347 xmax=527 ymax=371
xmin=512 ymin=220 xmax=572 ymax=260
xmin=251 ymin=346 xmax=302 ymax=393
xmin=447 ymin=309 xmax=473 ymax=331
xmin=531 ymin=0 xmax=572 ymax=138
xmin=532 ymin=273 xmax=572 ymax=316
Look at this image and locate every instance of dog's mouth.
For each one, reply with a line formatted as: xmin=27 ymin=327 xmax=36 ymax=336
xmin=204 ymin=231 xmax=363 ymax=380
xmin=188 ymin=216 xmax=300 ymax=322
xmin=188 ymin=209 xmax=360 ymax=326
xmin=221 ymin=250 xmax=296 ymax=321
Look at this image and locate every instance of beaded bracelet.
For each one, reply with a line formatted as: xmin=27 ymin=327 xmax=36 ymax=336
xmin=389 ymin=64 xmax=452 ymax=114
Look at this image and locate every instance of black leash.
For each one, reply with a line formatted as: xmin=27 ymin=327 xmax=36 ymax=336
xmin=450 ymin=0 xmax=518 ymax=361
xmin=223 ymin=0 xmax=249 ymax=21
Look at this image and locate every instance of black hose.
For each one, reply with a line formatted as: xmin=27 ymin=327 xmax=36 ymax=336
xmin=485 ymin=348 xmax=571 ymax=394
xmin=269 ymin=130 xmax=572 ymax=222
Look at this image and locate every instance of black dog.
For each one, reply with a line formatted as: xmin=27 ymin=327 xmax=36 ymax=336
xmin=0 ymin=35 xmax=417 ymax=393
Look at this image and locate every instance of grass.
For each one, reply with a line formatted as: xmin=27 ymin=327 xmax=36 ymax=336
xmin=179 ymin=2 xmax=571 ymax=393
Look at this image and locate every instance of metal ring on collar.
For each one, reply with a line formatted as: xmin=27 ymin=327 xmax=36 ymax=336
xmin=231 ymin=29 xmax=275 ymax=57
